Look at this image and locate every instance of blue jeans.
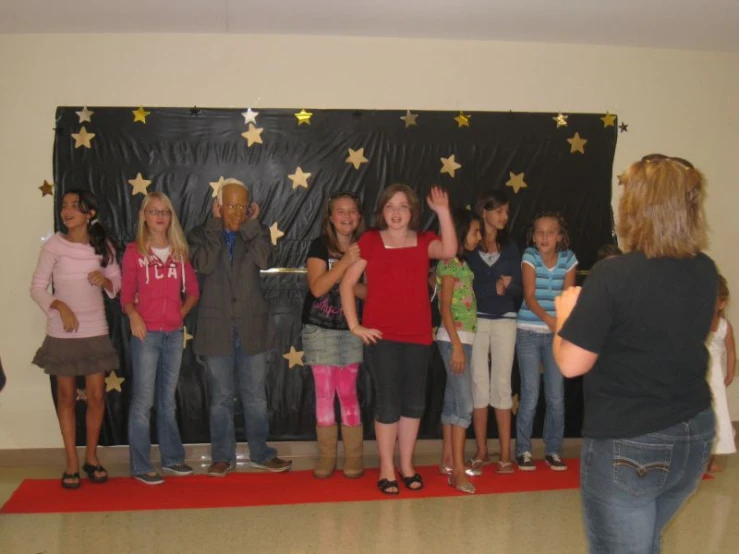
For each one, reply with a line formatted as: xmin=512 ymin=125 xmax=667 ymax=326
xmin=128 ymin=330 xmax=186 ymax=475
xmin=515 ymin=329 xmax=564 ymax=456
xmin=204 ymin=342 xmax=276 ymax=465
xmin=437 ymin=341 xmax=474 ymax=428
xmin=581 ymin=408 xmax=715 ymax=554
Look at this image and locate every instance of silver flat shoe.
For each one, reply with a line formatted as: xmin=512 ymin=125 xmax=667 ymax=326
xmin=448 ymin=476 xmax=476 ymax=494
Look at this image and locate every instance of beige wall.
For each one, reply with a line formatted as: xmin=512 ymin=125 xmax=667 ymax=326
xmin=1 ymin=34 xmax=737 ymax=449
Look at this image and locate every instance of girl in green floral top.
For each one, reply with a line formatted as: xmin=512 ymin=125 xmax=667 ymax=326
xmin=436 ymin=208 xmax=481 ymax=493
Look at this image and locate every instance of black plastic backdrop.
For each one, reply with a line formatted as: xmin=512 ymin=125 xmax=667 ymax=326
xmin=50 ymin=107 xmax=617 ymax=446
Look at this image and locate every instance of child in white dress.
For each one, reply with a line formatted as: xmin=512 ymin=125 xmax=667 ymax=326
xmin=707 ymin=275 xmax=736 ymax=472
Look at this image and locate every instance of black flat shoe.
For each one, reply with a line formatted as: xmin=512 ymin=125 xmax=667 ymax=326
xmin=401 ymin=472 xmax=424 ymax=491
xmin=61 ymin=472 xmax=81 ymax=489
xmin=377 ymin=478 xmax=399 ymax=495
xmin=82 ymin=462 xmax=108 ymax=483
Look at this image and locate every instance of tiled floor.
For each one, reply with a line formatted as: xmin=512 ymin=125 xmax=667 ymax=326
xmin=0 ymin=443 xmax=737 ymax=554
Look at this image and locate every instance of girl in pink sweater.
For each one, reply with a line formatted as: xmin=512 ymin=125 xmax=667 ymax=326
xmin=121 ymin=192 xmax=199 ymax=485
xmin=31 ymin=190 xmax=121 ymax=489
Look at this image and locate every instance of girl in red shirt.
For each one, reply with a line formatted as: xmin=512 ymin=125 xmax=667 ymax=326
xmin=340 ymin=184 xmax=456 ymax=495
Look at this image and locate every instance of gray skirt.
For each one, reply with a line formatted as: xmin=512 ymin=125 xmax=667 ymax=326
xmin=302 ymin=325 xmax=363 ymax=366
xmin=32 ymin=335 xmax=119 ymax=377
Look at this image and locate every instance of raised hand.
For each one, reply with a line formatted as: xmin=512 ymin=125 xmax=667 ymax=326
xmin=426 ymin=185 xmax=450 ymax=214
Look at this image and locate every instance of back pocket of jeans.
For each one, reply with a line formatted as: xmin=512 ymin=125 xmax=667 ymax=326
xmin=612 ymin=439 xmax=673 ymax=496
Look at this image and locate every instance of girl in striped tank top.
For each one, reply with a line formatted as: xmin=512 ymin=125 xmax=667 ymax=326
xmin=515 ymin=213 xmax=577 ymax=471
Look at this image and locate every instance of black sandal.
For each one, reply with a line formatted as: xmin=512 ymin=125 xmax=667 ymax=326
xmin=377 ymin=478 xmax=400 ymax=495
xmin=61 ymin=472 xmax=81 ymax=489
xmin=82 ymin=462 xmax=108 ymax=483
xmin=401 ymin=472 xmax=424 ymax=491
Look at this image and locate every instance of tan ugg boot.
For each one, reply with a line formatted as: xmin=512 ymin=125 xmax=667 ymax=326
xmin=313 ymin=425 xmax=337 ymax=479
xmin=341 ymin=424 xmax=364 ymax=479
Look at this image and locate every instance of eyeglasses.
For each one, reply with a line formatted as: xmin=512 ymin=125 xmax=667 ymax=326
xmin=641 ymin=154 xmax=694 ymax=170
xmin=224 ymin=204 xmax=248 ymax=212
xmin=146 ymin=209 xmax=172 ymax=217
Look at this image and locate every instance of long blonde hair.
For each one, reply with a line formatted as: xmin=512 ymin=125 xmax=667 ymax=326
xmin=135 ymin=192 xmax=189 ymax=260
xmin=618 ymin=155 xmax=706 ymax=259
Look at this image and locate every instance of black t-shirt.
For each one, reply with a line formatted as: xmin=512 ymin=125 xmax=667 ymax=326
xmin=302 ymin=237 xmax=351 ymax=330
xmin=559 ymin=251 xmax=717 ymax=439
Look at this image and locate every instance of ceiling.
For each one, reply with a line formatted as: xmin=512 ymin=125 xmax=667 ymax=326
xmin=1 ymin=0 xmax=738 ymax=52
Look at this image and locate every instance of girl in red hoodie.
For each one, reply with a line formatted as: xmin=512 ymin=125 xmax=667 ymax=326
xmin=121 ymin=192 xmax=199 ymax=485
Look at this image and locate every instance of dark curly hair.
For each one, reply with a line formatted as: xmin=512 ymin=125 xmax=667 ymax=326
xmin=61 ymin=189 xmax=118 ymax=267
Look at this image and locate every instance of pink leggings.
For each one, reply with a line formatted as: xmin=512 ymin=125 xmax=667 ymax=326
xmin=312 ymin=363 xmax=361 ymax=427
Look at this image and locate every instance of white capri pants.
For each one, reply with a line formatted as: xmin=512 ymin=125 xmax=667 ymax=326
xmin=470 ymin=317 xmax=517 ymax=409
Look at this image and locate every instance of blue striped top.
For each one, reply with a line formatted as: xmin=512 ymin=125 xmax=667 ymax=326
xmin=517 ymin=247 xmax=578 ymax=328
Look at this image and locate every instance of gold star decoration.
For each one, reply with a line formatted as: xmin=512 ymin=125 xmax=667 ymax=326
xmin=105 ymin=370 xmax=125 ymax=393
xmin=600 ymin=112 xmax=617 ymax=128
xmin=71 ymin=126 xmax=95 ymax=149
xmin=269 ymin=222 xmax=285 ymax=245
xmin=241 ymin=123 xmax=264 ymax=147
xmin=39 ymin=180 xmax=54 ymax=197
xmin=506 ymin=172 xmax=528 ymax=194
xmin=128 ymin=173 xmax=152 ymax=196
xmin=75 ymin=388 xmax=87 ymax=402
xmin=282 ymin=346 xmax=304 ymax=369
xmin=294 ymin=109 xmax=313 ymax=126
xmin=182 ymin=326 xmax=193 ymax=349
xmin=76 ymin=107 xmax=94 ymax=124
xmin=454 ymin=111 xmax=471 ymax=128
xmin=132 ymin=106 xmax=151 ymax=124
xmin=345 ymin=148 xmax=368 ymax=170
xmin=209 ymin=175 xmax=225 ymax=198
xmin=288 ymin=167 xmax=311 ymax=190
xmin=440 ymin=154 xmax=462 ymax=178
xmin=465 ymin=204 xmax=471 ymax=211
xmin=567 ymin=132 xmax=588 ymax=154
xmin=553 ymin=113 xmax=568 ymax=128
xmin=512 ymin=394 xmax=519 ymax=415
xmin=400 ymin=109 xmax=418 ymax=128
xmin=241 ymin=107 xmax=259 ymax=125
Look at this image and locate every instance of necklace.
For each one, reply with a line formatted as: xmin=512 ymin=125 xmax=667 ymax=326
xmin=382 ymin=230 xmax=413 ymax=249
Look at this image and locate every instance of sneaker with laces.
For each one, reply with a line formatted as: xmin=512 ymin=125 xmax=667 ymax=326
xmin=134 ymin=472 xmax=165 ymax=485
xmin=207 ymin=461 xmax=235 ymax=477
xmin=162 ymin=463 xmax=194 ymax=476
xmin=516 ymin=452 xmax=537 ymax=471
xmin=248 ymin=457 xmax=292 ymax=473
xmin=545 ymin=454 xmax=568 ymax=471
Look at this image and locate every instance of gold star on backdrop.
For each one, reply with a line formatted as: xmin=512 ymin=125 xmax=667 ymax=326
xmin=241 ymin=108 xmax=259 ymax=125
xmin=76 ymin=107 xmax=94 ymax=123
xmin=72 ymin=127 xmax=95 ymax=149
xmin=209 ymin=175 xmax=225 ymax=198
xmin=288 ymin=167 xmax=311 ymax=189
xmin=553 ymin=113 xmax=568 ymax=128
xmin=283 ymin=346 xmax=304 ymax=369
xmin=128 ymin=173 xmax=152 ymax=196
xmin=182 ymin=327 xmax=193 ymax=349
xmin=105 ymin=371 xmax=125 ymax=393
xmin=269 ymin=222 xmax=285 ymax=245
xmin=600 ymin=112 xmax=617 ymax=128
xmin=345 ymin=148 xmax=368 ymax=170
xmin=75 ymin=388 xmax=87 ymax=402
xmin=567 ymin=132 xmax=588 ymax=154
xmin=454 ymin=111 xmax=471 ymax=128
xmin=39 ymin=180 xmax=54 ymax=197
xmin=440 ymin=154 xmax=462 ymax=178
xmin=132 ymin=106 xmax=151 ymax=124
xmin=295 ymin=109 xmax=313 ymax=125
xmin=506 ymin=172 xmax=528 ymax=194
xmin=241 ymin=123 xmax=264 ymax=147
xmin=400 ymin=110 xmax=418 ymax=128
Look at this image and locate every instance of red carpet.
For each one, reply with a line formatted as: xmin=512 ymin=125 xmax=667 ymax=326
xmin=1 ymin=459 xmax=584 ymax=514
